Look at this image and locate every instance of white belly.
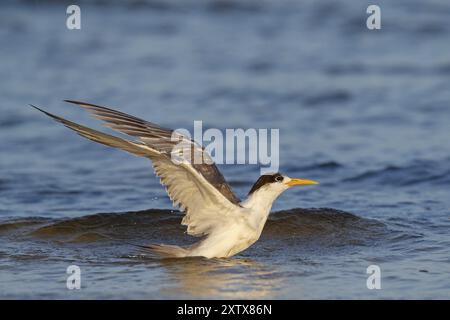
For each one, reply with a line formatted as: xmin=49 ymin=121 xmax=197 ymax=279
xmin=187 ymin=223 xmax=260 ymax=258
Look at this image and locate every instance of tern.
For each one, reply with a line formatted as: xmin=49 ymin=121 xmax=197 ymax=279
xmin=32 ymin=101 xmax=318 ymax=258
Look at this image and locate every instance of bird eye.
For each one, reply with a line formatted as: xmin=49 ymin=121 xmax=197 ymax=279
xmin=275 ymin=175 xmax=283 ymax=182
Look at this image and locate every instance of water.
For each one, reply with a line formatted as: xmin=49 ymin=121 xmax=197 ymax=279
xmin=0 ymin=0 xmax=449 ymax=299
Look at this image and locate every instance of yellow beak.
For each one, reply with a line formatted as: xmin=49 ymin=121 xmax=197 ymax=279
xmin=286 ymin=178 xmax=319 ymax=187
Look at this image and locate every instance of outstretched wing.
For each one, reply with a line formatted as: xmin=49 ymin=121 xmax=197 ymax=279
xmin=31 ymin=102 xmax=242 ymax=237
xmin=63 ymin=100 xmax=240 ymax=205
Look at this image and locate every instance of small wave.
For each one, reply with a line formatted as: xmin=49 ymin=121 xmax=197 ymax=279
xmin=0 ymin=217 xmax=52 ymax=234
xmin=0 ymin=117 xmax=25 ymax=129
xmin=325 ymin=64 xmax=367 ymax=75
xmin=344 ymin=165 xmax=402 ymax=182
xmin=262 ymin=208 xmax=386 ymax=249
xmin=0 ymin=179 xmax=10 ymax=191
xmin=0 ymin=208 xmax=386 ymax=249
xmin=343 ymin=159 xmax=450 ymax=186
xmin=18 ymin=0 xmax=269 ymax=13
xmin=27 ymin=209 xmax=182 ymax=242
xmin=325 ymin=63 xmax=450 ymax=76
xmin=207 ymin=0 xmax=264 ymax=13
xmin=291 ymin=161 xmax=342 ymax=172
xmin=303 ymin=90 xmax=352 ymax=107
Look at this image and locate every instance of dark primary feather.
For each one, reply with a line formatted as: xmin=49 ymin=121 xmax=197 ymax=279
xmin=29 ymin=105 xmax=150 ymax=157
xmin=32 ymin=101 xmax=241 ymax=205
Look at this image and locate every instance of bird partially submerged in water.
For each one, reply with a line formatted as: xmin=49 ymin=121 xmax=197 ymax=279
xmin=32 ymin=101 xmax=318 ymax=258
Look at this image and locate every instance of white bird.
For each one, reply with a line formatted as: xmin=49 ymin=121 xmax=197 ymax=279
xmin=32 ymin=101 xmax=318 ymax=258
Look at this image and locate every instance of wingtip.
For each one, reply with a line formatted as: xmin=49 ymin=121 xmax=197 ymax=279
xmin=29 ymin=104 xmax=61 ymax=121
xmin=63 ymin=99 xmax=80 ymax=105
xmin=29 ymin=104 xmax=45 ymax=113
xmin=64 ymin=99 xmax=96 ymax=107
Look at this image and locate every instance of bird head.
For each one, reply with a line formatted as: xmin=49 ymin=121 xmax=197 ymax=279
xmin=248 ymin=173 xmax=318 ymax=200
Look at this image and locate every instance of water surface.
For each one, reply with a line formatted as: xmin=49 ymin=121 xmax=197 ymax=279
xmin=0 ymin=0 xmax=449 ymax=299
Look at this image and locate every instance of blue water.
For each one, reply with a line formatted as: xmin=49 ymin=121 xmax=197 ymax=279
xmin=0 ymin=0 xmax=449 ymax=299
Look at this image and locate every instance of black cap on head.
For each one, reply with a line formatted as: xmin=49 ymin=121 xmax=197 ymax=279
xmin=248 ymin=173 xmax=284 ymax=195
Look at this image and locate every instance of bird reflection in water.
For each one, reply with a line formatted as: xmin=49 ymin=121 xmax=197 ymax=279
xmin=156 ymin=256 xmax=281 ymax=299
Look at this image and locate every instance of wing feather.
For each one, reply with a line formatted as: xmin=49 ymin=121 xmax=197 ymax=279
xmin=32 ymin=103 xmax=242 ymax=237
xmin=64 ymin=100 xmax=240 ymax=205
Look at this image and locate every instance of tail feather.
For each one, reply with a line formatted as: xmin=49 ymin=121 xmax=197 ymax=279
xmin=146 ymin=244 xmax=190 ymax=258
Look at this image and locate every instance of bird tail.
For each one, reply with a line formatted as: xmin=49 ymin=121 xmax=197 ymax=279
xmin=145 ymin=244 xmax=190 ymax=258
